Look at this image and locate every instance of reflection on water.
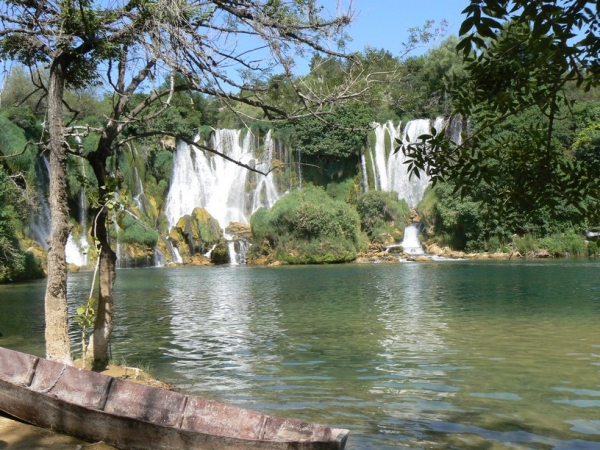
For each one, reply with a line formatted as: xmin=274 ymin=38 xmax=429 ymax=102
xmin=1 ymin=260 xmax=600 ymax=449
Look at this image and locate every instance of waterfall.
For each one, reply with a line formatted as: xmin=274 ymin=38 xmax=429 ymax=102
xmin=31 ymin=156 xmax=89 ymax=266
xmin=250 ymin=131 xmax=280 ymax=212
xmin=164 ymin=129 xmax=285 ymax=263
xmin=65 ymin=159 xmax=91 ymax=267
xmin=401 ymin=224 xmax=424 ymax=255
xmin=66 ymin=234 xmax=88 ymax=266
xmin=365 ymin=117 xmax=452 ymax=207
xmin=132 ymin=166 xmax=147 ymax=216
xmin=360 ymin=152 xmax=369 ymax=193
xmin=162 ymin=238 xmax=182 ymax=264
xmin=153 ymin=247 xmax=166 ymax=267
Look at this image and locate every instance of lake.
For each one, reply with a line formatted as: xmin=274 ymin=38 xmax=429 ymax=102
xmin=1 ymin=260 xmax=599 ymax=449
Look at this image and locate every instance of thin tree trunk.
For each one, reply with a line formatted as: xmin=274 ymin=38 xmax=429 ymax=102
xmin=89 ymin=152 xmax=117 ymax=370
xmin=44 ymin=57 xmax=72 ymax=364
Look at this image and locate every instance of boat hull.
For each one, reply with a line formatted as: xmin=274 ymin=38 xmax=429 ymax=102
xmin=0 ymin=347 xmax=348 ymax=449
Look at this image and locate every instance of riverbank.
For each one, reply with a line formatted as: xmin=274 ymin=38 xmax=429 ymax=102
xmin=0 ymin=412 xmax=115 ymax=449
xmin=351 ymin=242 xmax=560 ymax=264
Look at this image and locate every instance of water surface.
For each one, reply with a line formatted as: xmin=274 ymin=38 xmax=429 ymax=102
xmin=1 ymin=260 xmax=599 ymax=449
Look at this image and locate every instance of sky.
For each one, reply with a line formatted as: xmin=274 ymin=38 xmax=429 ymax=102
xmin=333 ymin=0 xmax=467 ymax=57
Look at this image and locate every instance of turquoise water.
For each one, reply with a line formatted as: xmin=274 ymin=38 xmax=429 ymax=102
xmin=1 ymin=260 xmax=600 ymax=449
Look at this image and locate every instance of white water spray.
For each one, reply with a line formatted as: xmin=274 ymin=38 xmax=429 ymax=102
xmin=401 ymin=224 xmax=424 ymax=256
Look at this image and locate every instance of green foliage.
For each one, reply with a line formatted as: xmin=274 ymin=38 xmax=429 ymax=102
xmin=0 ymin=114 xmax=34 ymax=168
xmin=325 ymin=178 xmax=358 ymax=204
xmin=249 ymin=186 xmax=364 ymax=264
xmin=0 ymin=165 xmax=26 ymax=282
xmin=587 ymin=240 xmax=599 ymax=257
xmin=396 ymin=36 xmax=465 ymax=118
xmin=249 ymin=207 xmax=271 ymax=243
xmin=512 ymin=231 xmax=586 ymax=257
xmin=422 ymin=183 xmax=487 ymax=250
xmin=73 ymin=296 xmax=97 ymax=364
xmin=117 ymin=213 xmax=158 ymax=247
xmin=404 ymin=1 xmax=600 ymax=225
xmin=513 ymin=234 xmax=536 ymax=255
xmin=289 ymin=103 xmax=372 ymax=160
xmin=538 ymin=231 xmax=586 ymax=257
xmin=356 ymin=190 xmax=410 ymax=242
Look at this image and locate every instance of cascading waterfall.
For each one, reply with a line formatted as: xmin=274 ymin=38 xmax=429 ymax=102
xmin=31 ymin=156 xmax=89 ymax=266
xmin=65 ymin=159 xmax=91 ymax=267
xmin=365 ymin=117 xmax=450 ymax=207
xmin=26 ymin=119 xmax=462 ymax=268
xmin=401 ymin=224 xmax=424 ymax=256
xmin=164 ymin=129 xmax=286 ymax=263
xmin=153 ymin=247 xmax=166 ymax=267
xmin=132 ymin=166 xmax=147 ymax=216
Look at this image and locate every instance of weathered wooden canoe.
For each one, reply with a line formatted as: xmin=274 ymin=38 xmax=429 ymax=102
xmin=0 ymin=346 xmax=348 ymax=449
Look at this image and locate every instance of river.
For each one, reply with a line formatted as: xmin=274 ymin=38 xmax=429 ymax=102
xmin=1 ymin=260 xmax=599 ymax=449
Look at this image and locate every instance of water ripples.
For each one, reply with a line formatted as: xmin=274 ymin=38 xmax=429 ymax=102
xmin=2 ymin=260 xmax=600 ymax=448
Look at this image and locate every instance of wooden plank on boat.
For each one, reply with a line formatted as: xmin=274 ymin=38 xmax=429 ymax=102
xmin=0 ymin=346 xmax=349 ymax=449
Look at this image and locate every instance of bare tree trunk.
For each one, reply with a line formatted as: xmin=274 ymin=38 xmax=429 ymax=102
xmin=89 ymin=151 xmax=117 ymax=370
xmin=44 ymin=57 xmax=72 ymax=364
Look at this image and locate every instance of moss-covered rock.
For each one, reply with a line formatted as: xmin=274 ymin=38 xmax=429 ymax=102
xmin=210 ymin=238 xmax=230 ymax=264
xmin=168 ymin=208 xmax=223 ymax=264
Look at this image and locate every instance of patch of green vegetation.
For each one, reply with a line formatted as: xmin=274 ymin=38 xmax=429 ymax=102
xmin=356 ymin=190 xmax=410 ymax=243
xmin=249 ymin=186 xmax=364 ymax=264
xmin=117 ymin=213 xmax=159 ymax=247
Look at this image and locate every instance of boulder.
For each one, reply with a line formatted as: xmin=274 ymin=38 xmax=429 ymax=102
xmin=210 ymin=238 xmax=230 ymax=264
xmin=169 ymin=208 xmax=222 ymax=261
xmin=225 ymin=222 xmax=252 ymax=240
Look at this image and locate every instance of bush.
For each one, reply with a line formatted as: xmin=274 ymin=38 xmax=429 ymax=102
xmin=513 ymin=234 xmax=537 ymax=255
xmin=326 ymin=178 xmax=358 ymax=204
xmin=249 ymin=186 xmax=364 ymax=263
xmin=587 ymin=240 xmax=599 ymax=257
xmin=487 ymin=236 xmax=502 ymax=253
xmin=356 ymin=190 xmax=410 ymax=242
xmin=249 ymin=207 xmax=271 ymax=243
xmin=538 ymin=231 xmax=585 ymax=256
xmin=118 ymin=213 xmax=159 ymax=247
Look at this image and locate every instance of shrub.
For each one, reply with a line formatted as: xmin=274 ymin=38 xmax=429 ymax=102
xmin=118 ymin=213 xmax=159 ymax=247
xmin=513 ymin=234 xmax=537 ymax=255
xmin=326 ymin=179 xmax=358 ymax=204
xmin=538 ymin=231 xmax=585 ymax=256
xmin=587 ymin=240 xmax=599 ymax=257
xmin=356 ymin=190 xmax=410 ymax=242
xmin=249 ymin=186 xmax=364 ymax=263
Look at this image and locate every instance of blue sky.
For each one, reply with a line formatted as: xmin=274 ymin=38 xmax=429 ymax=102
xmin=336 ymin=0 xmax=467 ymax=56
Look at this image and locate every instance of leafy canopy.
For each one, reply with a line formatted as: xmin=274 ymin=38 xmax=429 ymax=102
xmin=403 ymin=0 xmax=600 ymax=225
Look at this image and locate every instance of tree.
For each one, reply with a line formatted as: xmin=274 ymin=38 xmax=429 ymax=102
xmin=0 ymin=0 xmax=378 ymax=366
xmin=403 ymin=0 xmax=600 ymax=225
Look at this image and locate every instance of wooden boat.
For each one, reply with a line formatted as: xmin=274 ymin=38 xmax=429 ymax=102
xmin=0 ymin=346 xmax=349 ymax=449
